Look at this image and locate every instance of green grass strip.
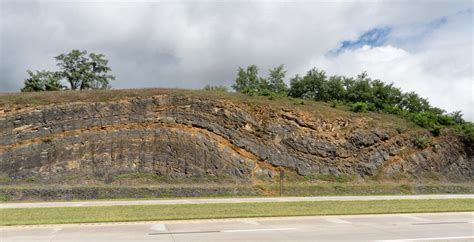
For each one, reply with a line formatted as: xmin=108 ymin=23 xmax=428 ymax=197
xmin=1 ymin=199 xmax=472 ymax=226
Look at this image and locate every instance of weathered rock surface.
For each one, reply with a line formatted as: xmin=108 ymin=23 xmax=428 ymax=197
xmin=0 ymin=94 xmax=472 ymax=182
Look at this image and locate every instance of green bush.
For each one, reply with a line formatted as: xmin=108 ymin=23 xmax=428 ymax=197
xmin=292 ymin=100 xmax=305 ymax=105
xmin=408 ymin=112 xmax=445 ymax=136
xmin=430 ymin=125 xmax=443 ymax=136
xmin=351 ymin=102 xmax=368 ymax=112
xmin=454 ymin=123 xmax=474 ymax=143
xmin=382 ymin=104 xmax=403 ymax=115
xmin=414 ymin=135 xmax=432 ymax=149
xmin=232 ymin=65 xmax=472 ymax=143
xmin=203 ymin=85 xmax=228 ymax=92
xmin=437 ymin=114 xmax=456 ymax=126
xmin=410 ymin=112 xmax=437 ymax=128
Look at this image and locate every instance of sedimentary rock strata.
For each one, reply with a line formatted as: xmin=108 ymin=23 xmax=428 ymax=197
xmin=0 ymin=94 xmax=471 ymax=182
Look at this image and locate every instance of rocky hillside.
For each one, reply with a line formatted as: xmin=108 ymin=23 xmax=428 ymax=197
xmin=0 ymin=89 xmax=472 ymax=184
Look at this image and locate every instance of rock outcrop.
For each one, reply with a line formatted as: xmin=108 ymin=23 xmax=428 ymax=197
xmin=0 ymin=94 xmax=472 ymax=182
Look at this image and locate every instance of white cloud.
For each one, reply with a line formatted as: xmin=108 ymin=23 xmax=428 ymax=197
xmin=310 ymin=7 xmax=473 ymax=121
xmin=313 ymin=44 xmax=473 ymax=120
xmin=0 ymin=0 xmax=472 ymax=120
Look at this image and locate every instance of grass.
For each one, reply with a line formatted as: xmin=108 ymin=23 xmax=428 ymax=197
xmin=1 ymin=182 xmax=472 ymax=202
xmin=0 ymin=199 xmax=472 ymax=226
xmin=0 ymin=88 xmax=411 ymax=128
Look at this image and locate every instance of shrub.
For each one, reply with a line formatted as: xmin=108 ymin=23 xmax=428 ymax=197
xmin=367 ymin=102 xmax=378 ymax=112
xmin=410 ymin=112 xmax=437 ymax=128
xmin=203 ymin=85 xmax=228 ymax=92
xmin=413 ymin=135 xmax=432 ymax=149
xmin=232 ymin=65 xmax=472 ymax=143
xmin=454 ymin=123 xmax=474 ymax=143
xmin=436 ymin=114 xmax=455 ymax=126
xmin=351 ymin=102 xmax=368 ymax=112
xmin=430 ymin=125 xmax=442 ymax=136
xmin=382 ymin=104 xmax=403 ymax=115
xmin=257 ymin=88 xmax=273 ymax=96
xmin=292 ymin=99 xmax=305 ymax=105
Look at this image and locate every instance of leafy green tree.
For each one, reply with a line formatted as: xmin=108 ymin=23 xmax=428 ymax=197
xmin=304 ymin=68 xmax=328 ymax=100
xmin=288 ymin=68 xmax=328 ymax=100
xmin=267 ymin=65 xmax=288 ymax=95
xmin=55 ymin=50 xmax=115 ymax=90
xmin=448 ymin=111 xmax=464 ymax=124
xmin=21 ymin=70 xmax=64 ymax=92
xmin=347 ymin=72 xmax=373 ymax=103
xmin=232 ymin=65 xmax=261 ymax=94
xmin=257 ymin=77 xmax=273 ymax=96
xmin=233 ymin=64 xmax=472 ymax=145
xmin=288 ymin=75 xmax=305 ymax=98
xmin=400 ymin=92 xmax=430 ymax=113
xmin=384 ymin=84 xmax=403 ymax=107
xmin=326 ymin=75 xmax=345 ymax=101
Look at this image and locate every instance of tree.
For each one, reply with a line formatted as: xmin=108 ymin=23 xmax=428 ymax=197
xmin=448 ymin=111 xmax=464 ymax=125
xmin=55 ymin=50 xmax=115 ymax=90
xmin=21 ymin=70 xmax=64 ymax=92
xmin=232 ymin=64 xmax=472 ymax=144
xmin=400 ymin=92 xmax=430 ymax=113
xmin=347 ymin=72 xmax=373 ymax=103
xmin=288 ymin=68 xmax=329 ymax=101
xmin=288 ymin=75 xmax=305 ymax=98
xmin=232 ymin=65 xmax=262 ymax=95
xmin=267 ymin=65 xmax=288 ymax=95
xmin=326 ymin=75 xmax=345 ymax=101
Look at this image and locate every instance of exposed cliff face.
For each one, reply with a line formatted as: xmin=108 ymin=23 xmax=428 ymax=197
xmin=0 ymin=93 xmax=472 ymax=183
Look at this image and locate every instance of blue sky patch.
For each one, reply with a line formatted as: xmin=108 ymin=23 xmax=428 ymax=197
xmin=426 ymin=16 xmax=447 ymax=30
xmin=329 ymin=27 xmax=391 ymax=55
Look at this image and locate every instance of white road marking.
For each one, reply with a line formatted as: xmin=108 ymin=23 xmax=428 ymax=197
xmin=50 ymin=227 xmax=62 ymax=235
xmin=401 ymin=215 xmax=431 ymax=221
xmin=221 ymin=228 xmax=296 ymax=233
xmin=325 ymin=218 xmax=352 ymax=224
xmin=241 ymin=221 xmax=260 ymax=225
xmin=150 ymin=224 xmax=167 ymax=231
xmin=377 ymin=236 xmax=474 ymax=241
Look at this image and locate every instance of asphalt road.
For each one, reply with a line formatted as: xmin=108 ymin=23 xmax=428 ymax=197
xmin=1 ymin=194 xmax=473 ymax=208
xmin=1 ymin=212 xmax=472 ymax=241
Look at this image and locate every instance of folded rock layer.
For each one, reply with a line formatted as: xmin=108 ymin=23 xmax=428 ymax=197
xmin=0 ymin=93 xmax=472 ymax=182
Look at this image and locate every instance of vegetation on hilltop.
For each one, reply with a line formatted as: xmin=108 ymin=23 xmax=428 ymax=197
xmin=13 ymin=52 xmax=473 ymax=143
xmin=229 ymin=65 xmax=474 ymax=143
xmin=21 ymin=50 xmax=115 ymax=92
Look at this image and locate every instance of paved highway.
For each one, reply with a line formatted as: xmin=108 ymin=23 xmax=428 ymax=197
xmin=1 ymin=194 xmax=473 ymax=208
xmin=1 ymin=212 xmax=472 ymax=241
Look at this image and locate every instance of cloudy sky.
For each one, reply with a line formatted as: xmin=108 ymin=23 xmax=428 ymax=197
xmin=1 ymin=0 xmax=472 ymax=120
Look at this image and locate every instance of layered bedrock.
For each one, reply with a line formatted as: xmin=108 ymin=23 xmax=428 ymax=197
xmin=0 ymin=94 xmax=472 ymax=182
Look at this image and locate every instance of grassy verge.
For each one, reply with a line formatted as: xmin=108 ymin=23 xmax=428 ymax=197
xmin=1 ymin=199 xmax=472 ymax=226
xmin=1 ymin=182 xmax=472 ymax=202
